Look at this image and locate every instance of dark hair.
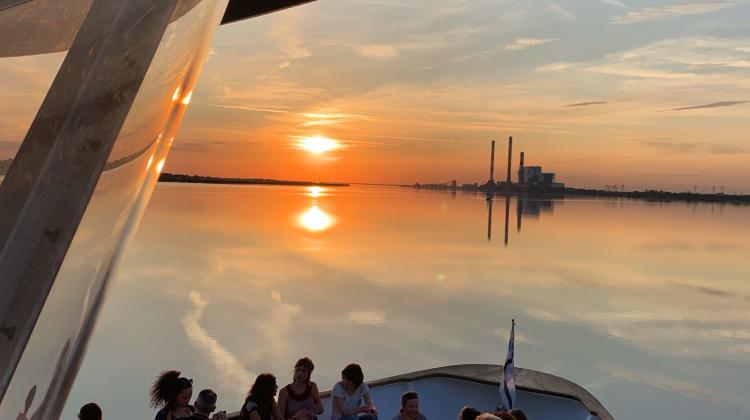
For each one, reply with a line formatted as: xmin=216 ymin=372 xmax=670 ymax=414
xmin=400 ymin=391 xmax=419 ymax=413
xmin=509 ymin=409 xmax=527 ymax=420
xmin=295 ymin=357 xmax=315 ymax=373
xmin=459 ymin=406 xmax=481 ymax=420
xmin=295 ymin=357 xmax=315 ymax=383
xmin=78 ymin=402 xmax=102 ymax=420
xmin=247 ymin=373 xmax=278 ymax=405
xmin=401 ymin=391 xmax=419 ymax=407
xmin=150 ymin=370 xmax=193 ymax=409
xmin=195 ymin=388 xmax=218 ymax=410
xmin=341 ymin=363 xmax=364 ymax=387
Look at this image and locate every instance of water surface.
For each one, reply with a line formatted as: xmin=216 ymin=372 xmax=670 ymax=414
xmin=65 ymin=184 xmax=750 ymax=419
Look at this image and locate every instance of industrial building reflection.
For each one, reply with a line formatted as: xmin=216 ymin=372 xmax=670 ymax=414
xmin=486 ymin=195 xmax=555 ymax=247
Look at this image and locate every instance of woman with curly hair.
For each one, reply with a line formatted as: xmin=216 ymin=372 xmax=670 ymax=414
xmin=240 ymin=373 xmax=284 ymax=420
xmin=150 ymin=370 xmax=195 ymax=420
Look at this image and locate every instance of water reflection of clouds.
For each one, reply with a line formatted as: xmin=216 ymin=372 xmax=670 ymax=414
xmin=182 ymin=291 xmax=255 ymax=390
xmin=68 ymin=185 xmax=750 ymax=420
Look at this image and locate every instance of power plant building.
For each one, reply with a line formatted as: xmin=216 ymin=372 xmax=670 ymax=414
xmin=518 ymin=153 xmax=564 ymax=190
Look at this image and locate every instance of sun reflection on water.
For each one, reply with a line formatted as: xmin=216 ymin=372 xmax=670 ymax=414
xmin=299 ymin=205 xmax=334 ymax=232
xmin=308 ymin=186 xmax=325 ymax=198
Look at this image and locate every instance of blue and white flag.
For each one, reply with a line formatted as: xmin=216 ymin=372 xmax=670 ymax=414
xmin=499 ymin=319 xmax=516 ymax=411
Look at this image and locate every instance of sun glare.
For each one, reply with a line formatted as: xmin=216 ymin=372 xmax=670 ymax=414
xmin=301 ymin=136 xmax=338 ymax=154
xmin=300 ymin=205 xmax=334 ymax=232
xmin=308 ymin=186 xmax=325 ymax=197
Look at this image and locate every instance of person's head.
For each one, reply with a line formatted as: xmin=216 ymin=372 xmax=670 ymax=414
xmin=194 ymin=389 xmax=218 ymax=415
xmin=400 ymin=391 xmax=419 ymax=417
xmin=248 ymin=373 xmax=278 ymax=404
xmin=476 ymin=415 xmax=503 ymax=420
xmin=509 ymin=409 xmax=527 ymax=420
xmin=341 ymin=363 xmax=364 ymax=390
xmin=293 ymin=357 xmax=315 ymax=384
xmin=479 ymin=413 xmax=515 ymax=420
xmin=150 ymin=370 xmax=193 ymax=410
xmin=78 ymin=402 xmax=102 ymax=420
xmin=459 ymin=406 xmax=481 ymax=420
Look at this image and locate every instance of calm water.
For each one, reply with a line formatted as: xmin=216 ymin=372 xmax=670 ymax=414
xmin=64 ymin=183 xmax=750 ymax=420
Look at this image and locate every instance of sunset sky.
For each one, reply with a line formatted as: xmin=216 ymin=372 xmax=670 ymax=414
xmin=2 ymin=0 xmax=750 ymax=191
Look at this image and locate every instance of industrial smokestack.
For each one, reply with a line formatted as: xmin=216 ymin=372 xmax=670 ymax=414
xmin=506 ymin=136 xmax=513 ymax=187
xmin=519 ymin=151 xmax=525 ymax=184
xmin=489 ymin=140 xmax=496 ymax=181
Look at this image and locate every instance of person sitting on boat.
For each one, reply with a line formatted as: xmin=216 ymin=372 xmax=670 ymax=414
xmin=240 ymin=373 xmax=284 ymax=420
xmin=184 ymin=388 xmax=227 ymax=420
xmin=78 ymin=402 xmax=102 ymax=420
xmin=458 ymin=406 xmax=480 ymax=420
xmin=508 ymin=409 xmax=527 ymax=420
xmin=476 ymin=414 xmax=515 ymax=420
xmin=391 ymin=391 xmax=426 ymax=420
xmin=151 ymin=370 xmax=195 ymax=420
xmin=331 ymin=363 xmax=378 ymax=420
xmin=278 ymin=357 xmax=324 ymax=419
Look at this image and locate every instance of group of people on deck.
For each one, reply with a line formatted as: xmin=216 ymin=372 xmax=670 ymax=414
xmin=77 ymin=357 xmax=527 ymax=420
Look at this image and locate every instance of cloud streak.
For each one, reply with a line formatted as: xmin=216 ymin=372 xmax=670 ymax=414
xmin=182 ymin=291 xmax=255 ymax=390
xmin=670 ymin=100 xmax=749 ymax=111
xmin=613 ymin=1 xmax=744 ymax=24
xmin=505 ymin=37 xmax=558 ymax=50
xmin=565 ymin=101 xmax=607 ymax=107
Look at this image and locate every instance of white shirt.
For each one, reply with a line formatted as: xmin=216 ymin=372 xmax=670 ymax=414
xmin=330 ymin=382 xmax=370 ymax=420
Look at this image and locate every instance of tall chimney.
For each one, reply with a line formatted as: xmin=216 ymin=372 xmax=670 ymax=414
xmin=489 ymin=140 xmax=495 ymax=182
xmin=506 ymin=136 xmax=513 ymax=186
xmin=519 ymin=151 xmax=525 ymax=184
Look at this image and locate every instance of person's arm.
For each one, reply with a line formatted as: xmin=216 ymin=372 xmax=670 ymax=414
xmin=249 ymin=412 xmax=262 ymax=420
xmin=363 ymin=390 xmax=377 ymax=415
xmin=272 ymin=400 xmax=284 ymax=420
xmin=277 ymin=387 xmax=289 ymax=419
xmin=311 ymin=382 xmax=324 ymax=415
xmin=333 ymin=396 xmax=367 ymax=416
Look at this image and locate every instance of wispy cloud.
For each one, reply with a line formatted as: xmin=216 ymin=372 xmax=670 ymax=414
xmin=278 ymin=60 xmax=290 ymax=70
xmin=595 ymin=0 xmax=629 ymax=8
xmin=536 ymin=61 xmax=575 ymax=72
xmin=670 ymin=100 xmax=749 ymax=111
xmin=209 ymin=104 xmax=290 ymax=114
xmin=505 ymin=37 xmax=558 ymax=50
xmin=565 ymin=101 xmax=608 ymax=107
xmin=182 ymin=291 xmax=255 ymax=390
xmin=355 ymin=44 xmax=397 ymax=59
xmin=546 ymin=1 xmax=575 ymax=19
xmin=613 ymin=1 xmax=744 ymax=24
xmin=449 ymin=50 xmax=493 ymax=62
xmin=348 ymin=310 xmax=386 ymax=326
xmin=641 ymin=139 xmax=698 ymax=153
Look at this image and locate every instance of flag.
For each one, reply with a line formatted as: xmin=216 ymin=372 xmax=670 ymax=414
xmin=499 ymin=319 xmax=516 ymax=411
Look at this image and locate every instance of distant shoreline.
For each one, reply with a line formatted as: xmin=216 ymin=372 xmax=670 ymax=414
xmin=158 ymin=172 xmax=349 ymax=187
xmin=409 ymin=183 xmax=750 ymax=205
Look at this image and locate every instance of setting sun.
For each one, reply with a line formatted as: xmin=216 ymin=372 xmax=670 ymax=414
xmin=300 ymin=136 xmax=338 ymax=154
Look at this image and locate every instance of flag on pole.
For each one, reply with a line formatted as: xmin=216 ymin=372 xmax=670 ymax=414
xmin=499 ymin=319 xmax=516 ymax=411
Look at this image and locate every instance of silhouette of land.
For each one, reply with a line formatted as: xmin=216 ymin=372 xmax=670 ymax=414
xmin=159 ymin=172 xmax=348 ymax=187
xmin=410 ymin=182 xmax=750 ymax=205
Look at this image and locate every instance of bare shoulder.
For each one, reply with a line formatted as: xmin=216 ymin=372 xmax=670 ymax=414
xmin=311 ymin=381 xmax=319 ymax=391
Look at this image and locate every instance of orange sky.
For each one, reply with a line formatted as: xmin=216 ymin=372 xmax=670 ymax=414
xmin=2 ymin=1 xmax=750 ymax=192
